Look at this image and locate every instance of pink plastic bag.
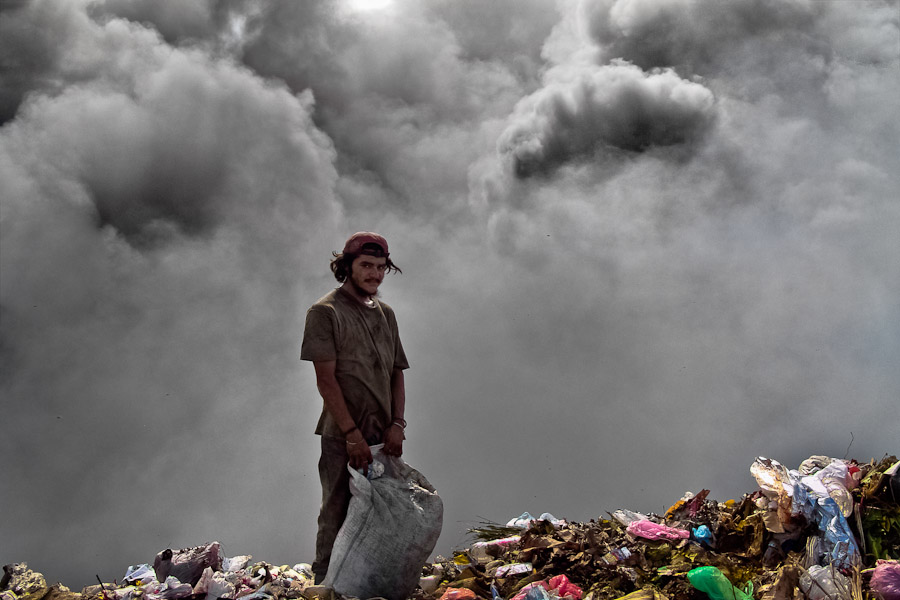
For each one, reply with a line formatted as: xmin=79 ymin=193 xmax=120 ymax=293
xmin=510 ymin=575 xmax=583 ymax=600
xmin=549 ymin=574 xmax=583 ymax=599
xmin=626 ymin=520 xmax=690 ymax=542
xmin=438 ymin=588 xmax=477 ymax=600
xmin=871 ymin=560 xmax=900 ymax=600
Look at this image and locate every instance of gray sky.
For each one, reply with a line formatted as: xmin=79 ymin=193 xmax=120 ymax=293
xmin=1 ymin=0 xmax=898 ymax=589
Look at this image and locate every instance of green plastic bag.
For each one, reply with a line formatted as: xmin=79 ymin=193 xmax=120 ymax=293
xmin=686 ymin=566 xmax=753 ymax=600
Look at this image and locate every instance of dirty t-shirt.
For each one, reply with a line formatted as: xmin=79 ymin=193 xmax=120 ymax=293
xmin=301 ymin=287 xmax=409 ymax=441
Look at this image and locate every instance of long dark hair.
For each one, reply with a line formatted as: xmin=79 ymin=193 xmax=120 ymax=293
xmin=330 ymin=243 xmax=402 ymax=283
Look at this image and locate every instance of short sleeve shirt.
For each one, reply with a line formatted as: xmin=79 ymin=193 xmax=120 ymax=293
xmin=301 ymin=287 xmax=409 ymax=439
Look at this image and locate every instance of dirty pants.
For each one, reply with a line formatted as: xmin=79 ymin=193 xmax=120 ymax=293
xmin=312 ymin=432 xmax=380 ymax=583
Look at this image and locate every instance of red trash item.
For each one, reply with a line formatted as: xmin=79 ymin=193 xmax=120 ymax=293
xmin=439 ymin=588 xmax=477 ymax=600
xmin=549 ymin=574 xmax=583 ymax=599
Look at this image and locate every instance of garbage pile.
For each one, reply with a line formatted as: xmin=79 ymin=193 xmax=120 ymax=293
xmin=3 ymin=454 xmax=898 ymax=600
xmin=420 ymin=455 xmax=899 ymax=600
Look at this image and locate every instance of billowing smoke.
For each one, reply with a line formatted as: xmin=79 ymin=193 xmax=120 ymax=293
xmin=499 ymin=60 xmax=715 ymax=176
xmin=1 ymin=0 xmax=898 ymax=588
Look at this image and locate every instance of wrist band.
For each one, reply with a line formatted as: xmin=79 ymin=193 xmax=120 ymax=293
xmin=392 ymin=418 xmax=407 ymax=429
xmin=346 ymin=438 xmax=360 ymax=446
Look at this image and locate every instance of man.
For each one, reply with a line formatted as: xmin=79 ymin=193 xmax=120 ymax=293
xmin=300 ymin=232 xmax=410 ymax=583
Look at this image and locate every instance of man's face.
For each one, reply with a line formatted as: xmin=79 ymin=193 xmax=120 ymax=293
xmin=349 ymin=254 xmax=387 ymax=297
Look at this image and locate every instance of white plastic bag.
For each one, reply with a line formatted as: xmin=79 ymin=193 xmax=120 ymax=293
xmin=322 ymin=445 xmax=443 ymax=600
xmin=799 ymin=565 xmax=852 ymax=600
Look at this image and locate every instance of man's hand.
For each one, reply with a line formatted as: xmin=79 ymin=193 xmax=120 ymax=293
xmin=345 ymin=431 xmax=372 ymax=475
xmin=383 ymin=423 xmax=404 ymax=457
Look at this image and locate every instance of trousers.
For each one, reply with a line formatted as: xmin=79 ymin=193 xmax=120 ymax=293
xmin=312 ymin=431 xmax=382 ymax=583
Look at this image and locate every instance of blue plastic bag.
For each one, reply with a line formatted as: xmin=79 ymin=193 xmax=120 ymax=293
xmin=692 ymin=525 xmax=714 ymax=548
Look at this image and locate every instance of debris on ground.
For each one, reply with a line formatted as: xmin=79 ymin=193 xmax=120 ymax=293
xmin=3 ymin=454 xmax=898 ymax=600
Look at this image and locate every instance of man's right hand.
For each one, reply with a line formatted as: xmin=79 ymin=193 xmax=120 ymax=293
xmin=345 ymin=430 xmax=372 ymax=476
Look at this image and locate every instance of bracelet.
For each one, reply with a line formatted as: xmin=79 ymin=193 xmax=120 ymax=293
xmin=391 ymin=418 xmax=407 ymax=429
xmin=346 ymin=438 xmax=361 ymax=446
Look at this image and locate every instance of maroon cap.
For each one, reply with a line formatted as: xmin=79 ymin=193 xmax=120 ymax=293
xmin=342 ymin=232 xmax=389 ymax=257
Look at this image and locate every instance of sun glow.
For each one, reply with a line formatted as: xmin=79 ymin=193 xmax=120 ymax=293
xmin=346 ymin=0 xmax=393 ymax=11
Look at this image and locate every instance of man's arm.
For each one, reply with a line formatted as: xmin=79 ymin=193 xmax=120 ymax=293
xmin=383 ymin=367 xmax=406 ymax=456
xmin=313 ymin=360 xmax=372 ymax=473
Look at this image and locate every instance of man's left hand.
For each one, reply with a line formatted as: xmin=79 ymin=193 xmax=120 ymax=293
xmin=383 ymin=423 xmax=405 ymax=456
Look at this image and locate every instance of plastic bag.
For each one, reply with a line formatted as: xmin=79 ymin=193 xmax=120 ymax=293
xmin=322 ymin=445 xmax=443 ymax=600
xmin=626 ymin=520 xmax=690 ymax=542
xmin=871 ymin=560 xmax=900 ymax=600
xmin=692 ymin=525 xmax=714 ymax=548
xmin=152 ymin=542 xmax=222 ymax=586
xmin=506 ymin=512 xmax=566 ymax=528
xmin=800 ymin=458 xmax=856 ymax=517
xmin=686 ymin=566 xmax=753 ymax=600
xmin=439 ymin=589 xmax=476 ymax=600
xmin=122 ymin=564 xmax=156 ymax=585
xmin=799 ymin=565 xmax=851 ymax=600
xmin=548 ymin=574 xmax=583 ymax=599
xmin=611 ymin=509 xmax=650 ymax=526
xmin=813 ymin=496 xmax=860 ymax=568
xmin=750 ymin=456 xmax=860 ymax=569
xmin=509 ymin=575 xmax=582 ymax=600
xmin=192 ymin=567 xmax=235 ymax=599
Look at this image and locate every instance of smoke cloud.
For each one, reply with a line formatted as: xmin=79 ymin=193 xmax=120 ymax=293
xmin=1 ymin=0 xmax=898 ymax=588
xmin=499 ymin=60 xmax=715 ymax=176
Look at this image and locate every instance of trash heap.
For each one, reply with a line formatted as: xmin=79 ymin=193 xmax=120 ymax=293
xmin=3 ymin=454 xmax=899 ymax=600
xmin=417 ymin=454 xmax=900 ymax=600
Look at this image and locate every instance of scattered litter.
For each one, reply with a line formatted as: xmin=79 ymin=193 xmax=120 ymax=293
xmin=3 ymin=453 xmax=897 ymax=600
xmin=506 ymin=514 xmax=566 ymax=530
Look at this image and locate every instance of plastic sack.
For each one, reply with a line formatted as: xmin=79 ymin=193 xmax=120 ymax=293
xmin=153 ymin=542 xmax=222 ymax=586
xmin=800 ymin=458 xmax=857 ymax=517
xmin=750 ymin=456 xmax=860 ymax=569
xmin=192 ymin=567 xmax=235 ymax=599
xmin=813 ymin=496 xmax=860 ymax=568
xmin=799 ymin=565 xmax=851 ymax=600
xmin=510 ymin=575 xmax=582 ymax=600
xmin=221 ymin=555 xmax=252 ymax=572
xmin=686 ymin=566 xmax=753 ymax=600
xmin=548 ymin=574 xmax=583 ymax=599
xmin=692 ymin=525 xmax=714 ymax=547
xmin=123 ymin=564 xmax=156 ymax=585
xmin=626 ymin=520 xmax=690 ymax=542
xmin=506 ymin=512 xmax=566 ymax=528
xmin=871 ymin=560 xmax=900 ymax=600
xmin=751 ymin=457 xmax=793 ymax=498
xmin=611 ymin=509 xmax=651 ymax=526
xmin=322 ymin=445 xmax=443 ymax=600
xmin=154 ymin=576 xmax=194 ymax=600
